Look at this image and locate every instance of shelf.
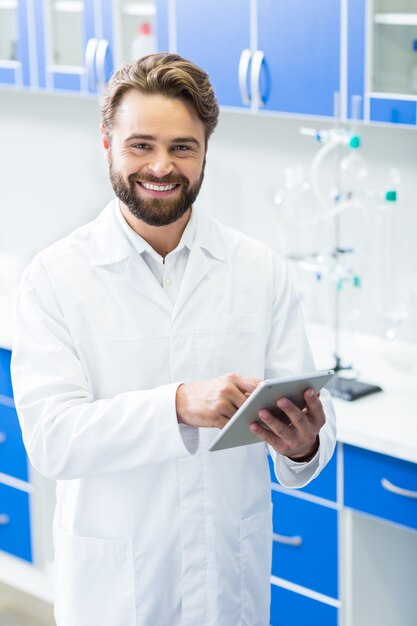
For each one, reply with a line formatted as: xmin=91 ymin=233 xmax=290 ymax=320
xmin=0 ymin=0 xmax=17 ymax=9
xmin=374 ymin=13 xmax=417 ymax=26
xmin=122 ymin=3 xmax=156 ymax=17
xmin=53 ymin=0 xmax=83 ymax=13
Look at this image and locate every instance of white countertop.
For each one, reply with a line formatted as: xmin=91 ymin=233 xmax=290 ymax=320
xmin=307 ymin=323 xmax=417 ymax=464
xmin=1 ymin=283 xmax=416 ymax=464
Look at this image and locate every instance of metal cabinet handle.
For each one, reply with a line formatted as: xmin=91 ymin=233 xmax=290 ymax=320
xmin=0 ymin=514 xmax=10 ymax=525
xmin=381 ymin=478 xmax=417 ymax=500
xmin=95 ymin=38 xmax=111 ymax=89
xmin=238 ymin=48 xmax=252 ymax=105
xmin=85 ymin=37 xmax=98 ymax=90
xmin=250 ymin=49 xmax=265 ymax=108
xmin=273 ymin=532 xmax=303 ymax=547
xmin=0 ymin=432 xmax=6 ymax=444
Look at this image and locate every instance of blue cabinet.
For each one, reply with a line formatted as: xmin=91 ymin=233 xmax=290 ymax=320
xmin=344 ymin=444 xmax=417 ymax=531
xmin=0 ymin=348 xmax=13 ymax=398
xmin=257 ymin=0 xmax=341 ymax=117
xmin=0 ymin=0 xmax=115 ymax=93
xmin=0 ymin=349 xmax=32 ymax=563
xmin=268 ymin=448 xmax=338 ymax=502
xmin=34 ymin=0 xmax=114 ymax=93
xmin=0 ymin=482 xmax=32 ymax=563
xmin=174 ymin=0 xmax=340 ymax=116
xmin=0 ymin=0 xmax=32 ymax=87
xmin=270 ymin=584 xmax=338 ymax=626
xmin=272 ymin=490 xmax=338 ymax=599
xmin=0 ymin=403 xmax=28 ymax=482
xmin=175 ymin=0 xmax=251 ymax=108
xmin=347 ymin=1 xmax=417 ymax=126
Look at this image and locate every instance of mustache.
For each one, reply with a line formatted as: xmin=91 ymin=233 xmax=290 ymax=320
xmin=129 ymin=172 xmax=189 ymax=186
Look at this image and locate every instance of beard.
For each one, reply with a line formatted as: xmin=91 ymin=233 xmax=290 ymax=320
xmin=109 ymin=157 xmax=205 ymax=227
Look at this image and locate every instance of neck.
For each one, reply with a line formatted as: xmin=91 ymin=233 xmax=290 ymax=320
xmin=120 ymin=203 xmax=191 ymax=258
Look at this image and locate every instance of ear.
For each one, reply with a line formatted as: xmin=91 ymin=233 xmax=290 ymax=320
xmin=100 ymin=123 xmax=110 ymax=161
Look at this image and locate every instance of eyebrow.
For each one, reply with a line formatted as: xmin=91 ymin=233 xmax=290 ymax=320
xmin=124 ymin=134 xmax=202 ymax=148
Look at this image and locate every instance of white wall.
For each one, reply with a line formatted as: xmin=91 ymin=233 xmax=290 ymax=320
xmin=1 ymin=89 xmax=416 ymax=344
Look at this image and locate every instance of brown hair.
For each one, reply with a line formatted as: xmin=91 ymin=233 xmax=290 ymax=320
xmin=100 ymin=53 xmax=219 ymax=144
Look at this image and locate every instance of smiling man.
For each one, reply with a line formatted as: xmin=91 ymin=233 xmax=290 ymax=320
xmin=11 ymin=54 xmax=336 ymax=626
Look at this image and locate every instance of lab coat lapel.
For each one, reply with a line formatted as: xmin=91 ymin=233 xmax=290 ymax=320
xmin=172 ymin=208 xmax=227 ymax=319
xmin=127 ymin=254 xmax=173 ymax=314
xmin=90 ymin=200 xmax=173 ymax=315
xmin=172 ymin=244 xmax=214 ymax=318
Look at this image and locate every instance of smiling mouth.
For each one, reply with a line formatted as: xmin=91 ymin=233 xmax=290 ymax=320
xmin=138 ymin=181 xmax=179 ymax=192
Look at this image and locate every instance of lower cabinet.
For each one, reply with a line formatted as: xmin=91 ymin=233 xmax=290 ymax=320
xmin=271 ymin=491 xmax=338 ymax=599
xmin=0 ymin=348 xmax=33 ymax=564
xmin=270 ymin=584 xmax=338 ymax=626
xmin=0 ymin=481 xmax=32 ymax=563
xmin=269 ymin=447 xmax=340 ymax=625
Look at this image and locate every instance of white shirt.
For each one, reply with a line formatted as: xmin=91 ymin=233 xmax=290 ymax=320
xmin=115 ymin=203 xmax=196 ymax=305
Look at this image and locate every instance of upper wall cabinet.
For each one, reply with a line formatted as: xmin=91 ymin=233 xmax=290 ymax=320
xmin=0 ymin=0 xmax=160 ymax=93
xmin=174 ymin=0 xmax=340 ymax=117
xmin=348 ymin=0 xmax=417 ymax=125
xmin=257 ymin=0 xmax=340 ymax=117
xmin=34 ymin=0 xmax=115 ymax=93
xmin=174 ymin=0 xmax=251 ymax=109
xmin=0 ymin=0 xmax=32 ymax=87
xmin=1 ymin=0 xmax=416 ymax=126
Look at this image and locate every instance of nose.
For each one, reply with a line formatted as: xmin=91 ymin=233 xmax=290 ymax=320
xmin=145 ymin=149 xmax=174 ymax=178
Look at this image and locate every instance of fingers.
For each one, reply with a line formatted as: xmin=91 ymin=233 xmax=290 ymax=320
xmin=250 ymin=388 xmax=326 ymax=458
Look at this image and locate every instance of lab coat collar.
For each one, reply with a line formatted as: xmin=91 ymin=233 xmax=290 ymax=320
xmin=90 ymin=199 xmax=227 ymax=267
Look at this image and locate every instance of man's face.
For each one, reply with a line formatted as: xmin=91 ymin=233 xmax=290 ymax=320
xmin=102 ymin=91 xmax=206 ymax=227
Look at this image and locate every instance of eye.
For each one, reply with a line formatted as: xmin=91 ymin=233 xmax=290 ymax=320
xmin=133 ymin=143 xmax=150 ymax=150
xmin=173 ymin=145 xmax=191 ymax=152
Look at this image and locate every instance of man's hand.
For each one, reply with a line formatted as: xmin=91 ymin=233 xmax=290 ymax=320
xmin=249 ymin=389 xmax=325 ymax=461
xmin=176 ymin=373 xmax=260 ymax=429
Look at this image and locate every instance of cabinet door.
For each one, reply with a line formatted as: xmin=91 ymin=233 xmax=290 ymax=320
xmin=257 ymin=0 xmax=341 ymax=117
xmin=0 ymin=403 xmax=29 ymax=482
xmin=34 ymin=0 xmax=114 ymax=93
xmin=268 ymin=449 xmax=338 ymax=503
xmin=270 ymin=584 xmax=338 ymax=626
xmin=344 ymin=444 xmax=417 ymax=530
xmin=0 ymin=0 xmax=32 ymax=87
xmin=272 ymin=490 xmax=338 ymax=599
xmin=0 ymin=348 xmax=13 ymax=399
xmin=174 ymin=0 xmax=252 ymax=108
xmin=0 ymin=482 xmax=32 ymax=562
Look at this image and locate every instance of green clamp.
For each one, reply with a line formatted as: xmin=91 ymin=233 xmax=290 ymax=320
xmin=349 ymin=135 xmax=361 ymax=149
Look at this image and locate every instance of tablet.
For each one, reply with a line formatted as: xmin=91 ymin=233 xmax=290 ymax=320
xmin=208 ymin=370 xmax=334 ymax=452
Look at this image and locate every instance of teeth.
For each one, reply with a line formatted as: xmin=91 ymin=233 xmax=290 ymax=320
xmin=141 ymin=182 xmax=176 ymax=192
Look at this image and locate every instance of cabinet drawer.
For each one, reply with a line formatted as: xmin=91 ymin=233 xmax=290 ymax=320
xmin=268 ymin=448 xmax=337 ymax=502
xmin=0 ymin=403 xmax=28 ymax=482
xmin=344 ymin=444 xmax=417 ymax=531
xmin=0 ymin=482 xmax=32 ymax=562
xmin=270 ymin=584 xmax=338 ymax=626
xmin=272 ymin=491 xmax=338 ymax=599
xmin=0 ymin=348 xmax=13 ymax=398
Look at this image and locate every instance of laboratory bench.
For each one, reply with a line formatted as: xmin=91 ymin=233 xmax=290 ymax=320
xmin=1 ymin=286 xmax=416 ymax=625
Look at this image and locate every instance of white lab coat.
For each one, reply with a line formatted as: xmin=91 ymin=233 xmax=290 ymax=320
xmin=11 ymin=201 xmax=336 ymax=626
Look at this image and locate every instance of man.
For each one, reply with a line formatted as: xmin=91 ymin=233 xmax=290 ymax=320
xmin=11 ymin=53 xmax=336 ymax=626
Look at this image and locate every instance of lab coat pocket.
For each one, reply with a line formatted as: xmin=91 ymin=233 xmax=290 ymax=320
xmin=212 ymin=314 xmax=271 ymax=378
xmin=240 ymin=509 xmax=272 ymax=626
xmin=54 ymin=524 xmax=136 ymax=626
